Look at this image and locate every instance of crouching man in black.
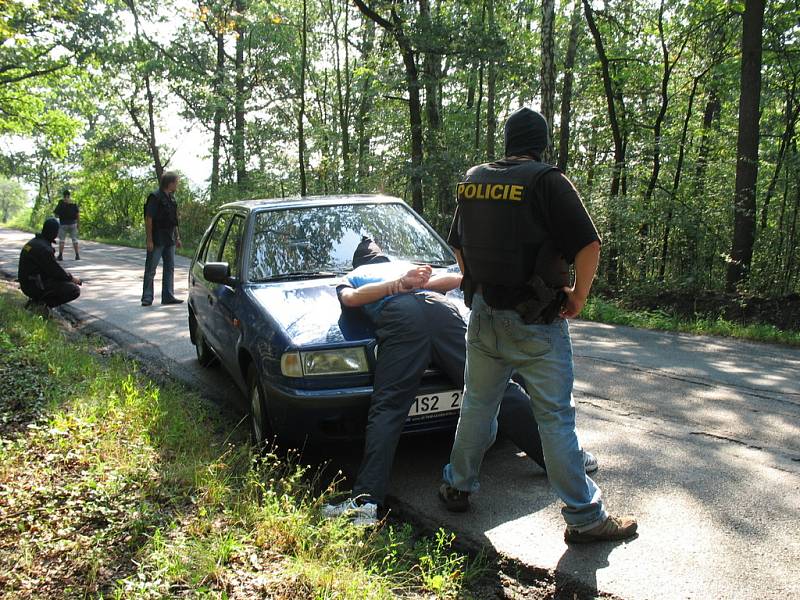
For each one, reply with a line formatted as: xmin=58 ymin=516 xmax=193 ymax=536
xmin=18 ymin=218 xmax=82 ymax=310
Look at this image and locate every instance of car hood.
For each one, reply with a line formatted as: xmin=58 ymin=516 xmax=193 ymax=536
xmin=248 ymin=277 xmax=469 ymax=348
xmin=248 ymin=279 xmax=375 ymax=347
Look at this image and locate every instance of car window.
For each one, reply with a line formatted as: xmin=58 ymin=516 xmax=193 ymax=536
xmin=249 ymin=202 xmax=455 ymax=281
xmin=220 ymin=214 xmax=245 ymax=278
xmin=203 ymin=212 xmax=230 ymax=263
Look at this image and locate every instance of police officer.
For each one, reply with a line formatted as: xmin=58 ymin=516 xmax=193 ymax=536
xmin=141 ymin=171 xmax=183 ymax=306
xmin=439 ymin=107 xmax=637 ymax=543
xmin=18 ymin=218 xmax=82 ymax=309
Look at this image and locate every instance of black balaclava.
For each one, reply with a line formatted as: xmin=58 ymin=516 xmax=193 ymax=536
xmin=504 ymin=107 xmax=549 ymax=159
xmin=41 ymin=218 xmax=59 ymax=244
xmin=352 ymin=236 xmax=390 ymax=268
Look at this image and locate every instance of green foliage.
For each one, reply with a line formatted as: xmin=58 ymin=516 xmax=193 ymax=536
xmin=582 ymin=297 xmax=800 ymax=346
xmin=0 ymin=288 xmax=479 ymax=598
xmin=0 ymin=175 xmax=27 ymax=222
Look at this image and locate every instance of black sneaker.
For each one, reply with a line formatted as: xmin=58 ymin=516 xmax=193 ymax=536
xmin=162 ymin=297 xmax=184 ymax=305
xmin=141 ymin=300 xmax=152 ymax=307
xmin=438 ymin=483 xmax=470 ymax=512
xmin=57 ymin=254 xmax=63 ymax=261
xmin=75 ymin=253 xmax=80 ymax=260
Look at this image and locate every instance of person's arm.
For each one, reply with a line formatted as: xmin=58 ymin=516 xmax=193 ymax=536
xmin=145 ymin=216 xmax=154 ymax=252
xmin=339 ymin=266 xmax=432 ymax=308
xmin=559 ymin=240 xmax=600 ymax=319
xmin=424 ymin=272 xmax=462 ymax=293
xmin=39 ymin=247 xmax=75 ymax=283
xmin=175 ymin=224 xmax=182 ymax=249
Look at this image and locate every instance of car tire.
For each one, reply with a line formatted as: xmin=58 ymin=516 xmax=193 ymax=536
xmin=191 ymin=315 xmax=217 ymax=367
xmin=247 ymin=365 xmax=274 ymax=450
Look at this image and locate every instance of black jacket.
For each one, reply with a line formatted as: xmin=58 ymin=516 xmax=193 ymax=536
xmin=18 ymin=234 xmax=71 ymax=295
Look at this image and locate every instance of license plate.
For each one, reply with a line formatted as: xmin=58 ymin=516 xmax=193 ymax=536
xmin=408 ymin=390 xmax=462 ymax=418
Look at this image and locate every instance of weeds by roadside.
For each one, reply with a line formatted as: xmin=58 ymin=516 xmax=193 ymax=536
xmin=583 ymin=297 xmax=800 ymax=347
xmin=0 ymin=288 xmax=483 ymax=599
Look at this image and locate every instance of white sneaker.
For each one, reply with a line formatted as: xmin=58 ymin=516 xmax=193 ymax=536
xmin=321 ymin=497 xmax=378 ymax=526
xmin=583 ymin=450 xmax=599 ymax=474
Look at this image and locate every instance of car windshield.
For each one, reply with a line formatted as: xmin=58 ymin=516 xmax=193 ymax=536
xmin=248 ymin=202 xmax=455 ymax=281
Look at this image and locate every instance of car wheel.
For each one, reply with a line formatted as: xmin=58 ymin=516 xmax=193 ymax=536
xmin=192 ymin=317 xmax=217 ymax=367
xmin=247 ymin=365 xmax=274 ymax=450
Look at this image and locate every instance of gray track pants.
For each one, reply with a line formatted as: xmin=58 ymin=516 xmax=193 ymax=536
xmin=352 ymin=291 xmax=544 ymax=505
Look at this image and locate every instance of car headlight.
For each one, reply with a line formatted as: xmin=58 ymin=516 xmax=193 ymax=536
xmin=280 ymin=347 xmax=369 ymax=377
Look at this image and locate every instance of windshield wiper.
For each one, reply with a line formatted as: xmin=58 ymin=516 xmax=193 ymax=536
xmin=253 ymin=270 xmax=342 ymax=282
xmin=412 ymin=261 xmax=457 ymax=268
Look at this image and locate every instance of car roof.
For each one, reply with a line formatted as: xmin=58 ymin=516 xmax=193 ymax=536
xmin=218 ymin=194 xmax=404 ymax=212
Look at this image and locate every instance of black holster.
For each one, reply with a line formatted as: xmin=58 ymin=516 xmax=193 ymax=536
xmin=514 ymin=274 xmax=566 ymax=324
xmin=461 ymin=273 xmax=476 ymax=308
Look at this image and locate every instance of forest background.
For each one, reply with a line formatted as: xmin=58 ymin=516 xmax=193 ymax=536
xmin=0 ymin=0 xmax=795 ymax=302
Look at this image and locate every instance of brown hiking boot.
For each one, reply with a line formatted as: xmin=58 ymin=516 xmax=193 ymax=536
xmin=564 ymin=515 xmax=638 ymax=543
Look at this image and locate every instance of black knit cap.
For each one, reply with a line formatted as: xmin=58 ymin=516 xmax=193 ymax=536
xmin=352 ymin=236 xmax=390 ymax=268
xmin=504 ymin=107 xmax=549 ymax=158
xmin=41 ymin=218 xmax=59 ymax=243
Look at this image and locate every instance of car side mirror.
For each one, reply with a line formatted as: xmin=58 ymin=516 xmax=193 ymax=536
xmin=204 ymin=262 xmax=237 ymax=287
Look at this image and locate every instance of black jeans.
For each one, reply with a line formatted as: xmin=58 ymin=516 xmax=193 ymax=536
xmin=22 ymin=279 xmax=80 ymax=308
xmin=352 ymin=292 xmax=544 ymax=505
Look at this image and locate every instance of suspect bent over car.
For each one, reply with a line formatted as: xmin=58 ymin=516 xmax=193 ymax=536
xmin=187 ymin=195 xmax=467 ymax=445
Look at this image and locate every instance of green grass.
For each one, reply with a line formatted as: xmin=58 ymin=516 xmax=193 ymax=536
xmin=582 ymin=296 xmax=800 ymax=347
xmin=0 ymin=287 xmax=484 ymax=599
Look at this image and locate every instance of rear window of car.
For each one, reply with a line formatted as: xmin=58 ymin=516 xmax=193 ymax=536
xmin=248 ymin=202 xmax=454 ymax=281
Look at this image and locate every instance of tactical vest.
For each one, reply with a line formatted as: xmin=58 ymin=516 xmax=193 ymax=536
xmin=456 ymin=159 xmax=559 ymax=287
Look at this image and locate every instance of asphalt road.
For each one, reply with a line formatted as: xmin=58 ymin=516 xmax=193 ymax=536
xmin=2 ymin=228 xmax=798 ymax=600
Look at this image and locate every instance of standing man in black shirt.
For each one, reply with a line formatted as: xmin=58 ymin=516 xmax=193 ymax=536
xmin=54 ymin=190 xmax=80 ymax=261
xmin=18 ymin=218 xmax=82 ymax=309
xmin=141 ymin=171 xmax=183 ymax=306
xmin=439 ymin=108 xmax=637 ymax=544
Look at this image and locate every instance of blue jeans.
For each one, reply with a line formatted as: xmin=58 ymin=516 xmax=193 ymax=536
xmin=443 ymin=293 xmax=607 ymax=531
xmin=141 ymin=244 xmax=176 ymax=303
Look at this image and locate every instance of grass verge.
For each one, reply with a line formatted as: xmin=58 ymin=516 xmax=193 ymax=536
xmin=0 ymin=287 xmax=483 ymax=599
xmin=583 ymin=296 xmax=800 ymax=347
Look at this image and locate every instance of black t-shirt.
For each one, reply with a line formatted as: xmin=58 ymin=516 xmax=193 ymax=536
xmin=448 ymin=167 xmax=600 ymax=263
xmin=448 ymin=163 xmax=600 ymax=307
xmin=55 ymin=201 xmax=79 ymax=225
xmin=145 ymin=190 xmax=178 ymax=247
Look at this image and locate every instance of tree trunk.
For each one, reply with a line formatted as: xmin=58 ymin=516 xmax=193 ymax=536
xmin=485 ymin=0 xmax=497 ymax=159
xmin=726 ymin=0 xmax=765 ymax=292
xmin=233 ymin=0 xmax=248 ymax=191
xmin=210 ymin=32 xmax=225 ymax=201
xmin=298 ymin=0 xmax=308 ymax=196
xmin=693 ymin=87 xmax=721 ymax=199
xmin=125 ymin=0 xmax=164 ymax=182
xmin=583 ymin=0 xmax=625 ymax=285
xmin=355 ymin=18 xmax=376 ymax=183
xmin=329 ymin=0 xmax=351 ymax=191
xmin=659 ymin=75 xmax=701 ymax=282
xmin=419 ymin=0 xmax=449 ymax=220
xmin=539 ymin=0 xmax=556 ymax=162
xmin=760 ymin=84 xmax=798 ymax=230
xmin=557 ymin=0 xmax=582 ymax=173
xmin=474 ymin=61 xmax=484 ymax=152
xmin=353 ymin=0 xmax=424 ymax=214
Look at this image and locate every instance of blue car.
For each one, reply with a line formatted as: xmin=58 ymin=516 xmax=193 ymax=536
xmin=187 ymin=194 xmax=466 ymax=446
